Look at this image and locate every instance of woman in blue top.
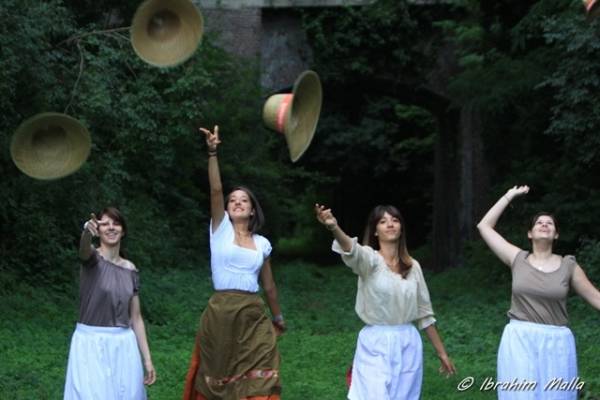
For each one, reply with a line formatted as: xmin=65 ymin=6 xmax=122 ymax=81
xmin=184 ymin=125 xmax=284 ymax=400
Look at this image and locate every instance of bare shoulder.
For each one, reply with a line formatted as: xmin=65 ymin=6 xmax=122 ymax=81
xmin=122 ymin=259 xmax=138 ymax=271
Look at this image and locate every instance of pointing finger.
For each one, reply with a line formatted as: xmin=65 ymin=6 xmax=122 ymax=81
xmin=199 ymin=127 xmax=211 ymax=136
xmin=90 ymin=213 xmax=100 ymax=229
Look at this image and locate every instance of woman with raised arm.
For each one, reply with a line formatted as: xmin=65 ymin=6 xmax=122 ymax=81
xmin=477 ymin=185 xmax=600 ymax=399
xmin=64 ymin=207 xmax=155 ymax=400
xmin=315 ymin=203 xmax=456 ymax=400
xmin=183 ymin=125 xmax=284 ymax=400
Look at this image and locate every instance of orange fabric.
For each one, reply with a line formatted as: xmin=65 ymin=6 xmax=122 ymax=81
xmin=183 ymin=334 xmax=207 ymax=400
xmin=346 ymin=365 xmax=352 ymax=388
xmin=183 ymin=335 xmax=281 ymax=400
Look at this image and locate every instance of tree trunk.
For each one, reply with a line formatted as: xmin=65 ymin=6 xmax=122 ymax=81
xmin=430 ymin=101 xmax=489 ymax=270
xmin=431 ymin=108 xmax=461 ymax=271
xmin=458 ymin=101 xmax=488 ymax=247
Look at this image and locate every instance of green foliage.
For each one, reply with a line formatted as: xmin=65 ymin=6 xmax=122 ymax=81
xmin=0 ymin=1 xmax=301 ymax=287
xmin=576 ymin=239 xmax=600 ymax=284
xmin=437 ymin=0 xmax=600 ymax=259
xmin=537 ymin=9 xmax=600 ymax=166
xmin=302 ymin=0 xmax=420 ymax=83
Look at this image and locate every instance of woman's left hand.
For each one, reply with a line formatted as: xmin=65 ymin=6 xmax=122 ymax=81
xmin=272 ymin=320 xmax=286 ymax=336
xmin=438 ymin=354 xmax=456 ymax=377
xmin=144 ymin=359 xmax=156 ymax=385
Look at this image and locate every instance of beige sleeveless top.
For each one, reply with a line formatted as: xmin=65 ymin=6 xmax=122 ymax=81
xmin=507 ymin=250 xmax=576 ymax=326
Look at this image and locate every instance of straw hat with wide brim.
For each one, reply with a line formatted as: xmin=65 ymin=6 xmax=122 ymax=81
xmin=10 ymin=112 xmax=91 ymax=180
xmin=131 ymin=0 xmax=203 ymax=67
xmin=584 ymin=0 xmax=600 ymax=18
xmin=262 ymin=70 xmax=323 ymax=162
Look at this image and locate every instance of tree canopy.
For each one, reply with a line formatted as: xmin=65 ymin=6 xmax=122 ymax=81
xmin=2 ymin=0 xmax=600 ymax=287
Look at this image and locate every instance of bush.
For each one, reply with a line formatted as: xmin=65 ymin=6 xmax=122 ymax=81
xmin=576 ymin=239 xmax=600 ymax=284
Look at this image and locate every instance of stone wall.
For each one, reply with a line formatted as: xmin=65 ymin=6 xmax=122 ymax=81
xmin=195 ymin=2 xmax=314 ymax=91
xmin=200 ymin=8 xmax=262 ymax=59
xmin=192 ymin=0 xmax=448 ymax=90
xmin=260 ymin=8 xmax=313 ymax=91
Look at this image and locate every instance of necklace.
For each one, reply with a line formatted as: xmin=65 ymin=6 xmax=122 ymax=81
xmin=528 ymin=254 xmax=558 ymax=272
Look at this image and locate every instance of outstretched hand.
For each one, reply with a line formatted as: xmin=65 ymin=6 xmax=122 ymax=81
xmin=83 ymin=213 xmax=108 ymax=237
xmin=199 ymin=125 xmax=221 ymax=151
xmin=315 ymin=203 xmax=338 ymax=231
xmin=505 ymin=185 xmax=529 ymax=201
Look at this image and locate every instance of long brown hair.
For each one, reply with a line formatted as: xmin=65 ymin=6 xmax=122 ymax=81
xmin=225 ymin=186 xmax=265 ymax=234
xmin=362 ymin=205 xmax=413 ymax=277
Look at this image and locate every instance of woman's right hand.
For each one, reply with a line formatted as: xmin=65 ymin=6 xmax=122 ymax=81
xmin=83 ymin=213 xmax=100 ymax=237
xmin=315 ymin=203 xmax=338 ymax=231
xmin=199 ymin=125 xmax=221 ymax=152
xmin=505 ymin=185 xmax=529 ymax=202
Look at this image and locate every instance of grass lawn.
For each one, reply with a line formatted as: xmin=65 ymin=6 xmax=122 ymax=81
xmin=1 ymin=258 xmax=598 ymax=399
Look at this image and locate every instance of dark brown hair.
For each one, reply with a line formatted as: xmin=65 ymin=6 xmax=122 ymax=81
xmin=362 ymin=205 xmax=413 ymax=277
xmin=97 ymin=206 xmax=127 ymax=257
xmin=225 ymin=186 xmax=265 ymax=233
xmin=529 ymin=212 xmax=559 ymax=234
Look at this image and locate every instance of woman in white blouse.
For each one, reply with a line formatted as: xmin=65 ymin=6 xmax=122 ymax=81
xmin=315 ymin=203 xmax=456 ymax=400
xmin=183 ymin=125 xmax=285 ymax=400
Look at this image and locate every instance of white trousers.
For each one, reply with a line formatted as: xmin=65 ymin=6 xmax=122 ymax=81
xmin=497 ymin=319 xmax=578 ymax=400
xmin=348 ymin=324 xmax=423 ymax=400
xmin=64 ymin=323 xmax=146 ymax=400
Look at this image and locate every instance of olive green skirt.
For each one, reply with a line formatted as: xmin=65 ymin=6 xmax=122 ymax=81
xmin=195 ymin=291 xmax=282 ymax=400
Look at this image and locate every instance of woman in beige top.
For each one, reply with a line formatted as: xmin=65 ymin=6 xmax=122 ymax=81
xmin=316 ymin=203 xmax=455 ymax=400
xmin=478 ymin=185 xmax=600 ymax=400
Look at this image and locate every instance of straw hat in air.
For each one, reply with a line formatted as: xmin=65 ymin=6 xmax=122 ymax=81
xmin=10 ymin=112 xmax=91 ymax=180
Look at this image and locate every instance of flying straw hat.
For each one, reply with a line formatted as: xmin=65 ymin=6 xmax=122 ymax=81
xmin=262 ymin=70 xmax=323 ymax=162
xmin=584 ymin=0 xmax=600 ymax=18
xmin=131 ymin=0 xmax=203 ymax=67
xmin=10 ymin=112 xmax=91 ymax=180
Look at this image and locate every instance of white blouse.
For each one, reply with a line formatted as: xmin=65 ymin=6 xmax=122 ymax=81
xmin=209 ymin=212 xmax=272 ymax=292
xmin=333 ymin=238 xmax=436 ymax=329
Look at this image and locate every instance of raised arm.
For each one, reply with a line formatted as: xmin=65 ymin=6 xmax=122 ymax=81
xmin=315 ymin=203 xmax=353 ymax=252
xmin=476 ymin=186 xmax=528 ymax=267
xmin=571 ymin=265 xmax=600 ymax=310
xmin=260 ymin=258 xmax=286 ymax=335
xmin=199 ymin=125 xmax=225 ymax=231
xmin=79 ymin=213 xmax=99 ymax=260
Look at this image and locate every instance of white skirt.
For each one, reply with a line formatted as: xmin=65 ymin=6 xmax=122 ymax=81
xmin=497 ymin=319 xmax=578 ymax=400
xmin=64 ymin=323 xmax=146 ymax=400
xmin=348 ymin=324 xmax=423 ymax=400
